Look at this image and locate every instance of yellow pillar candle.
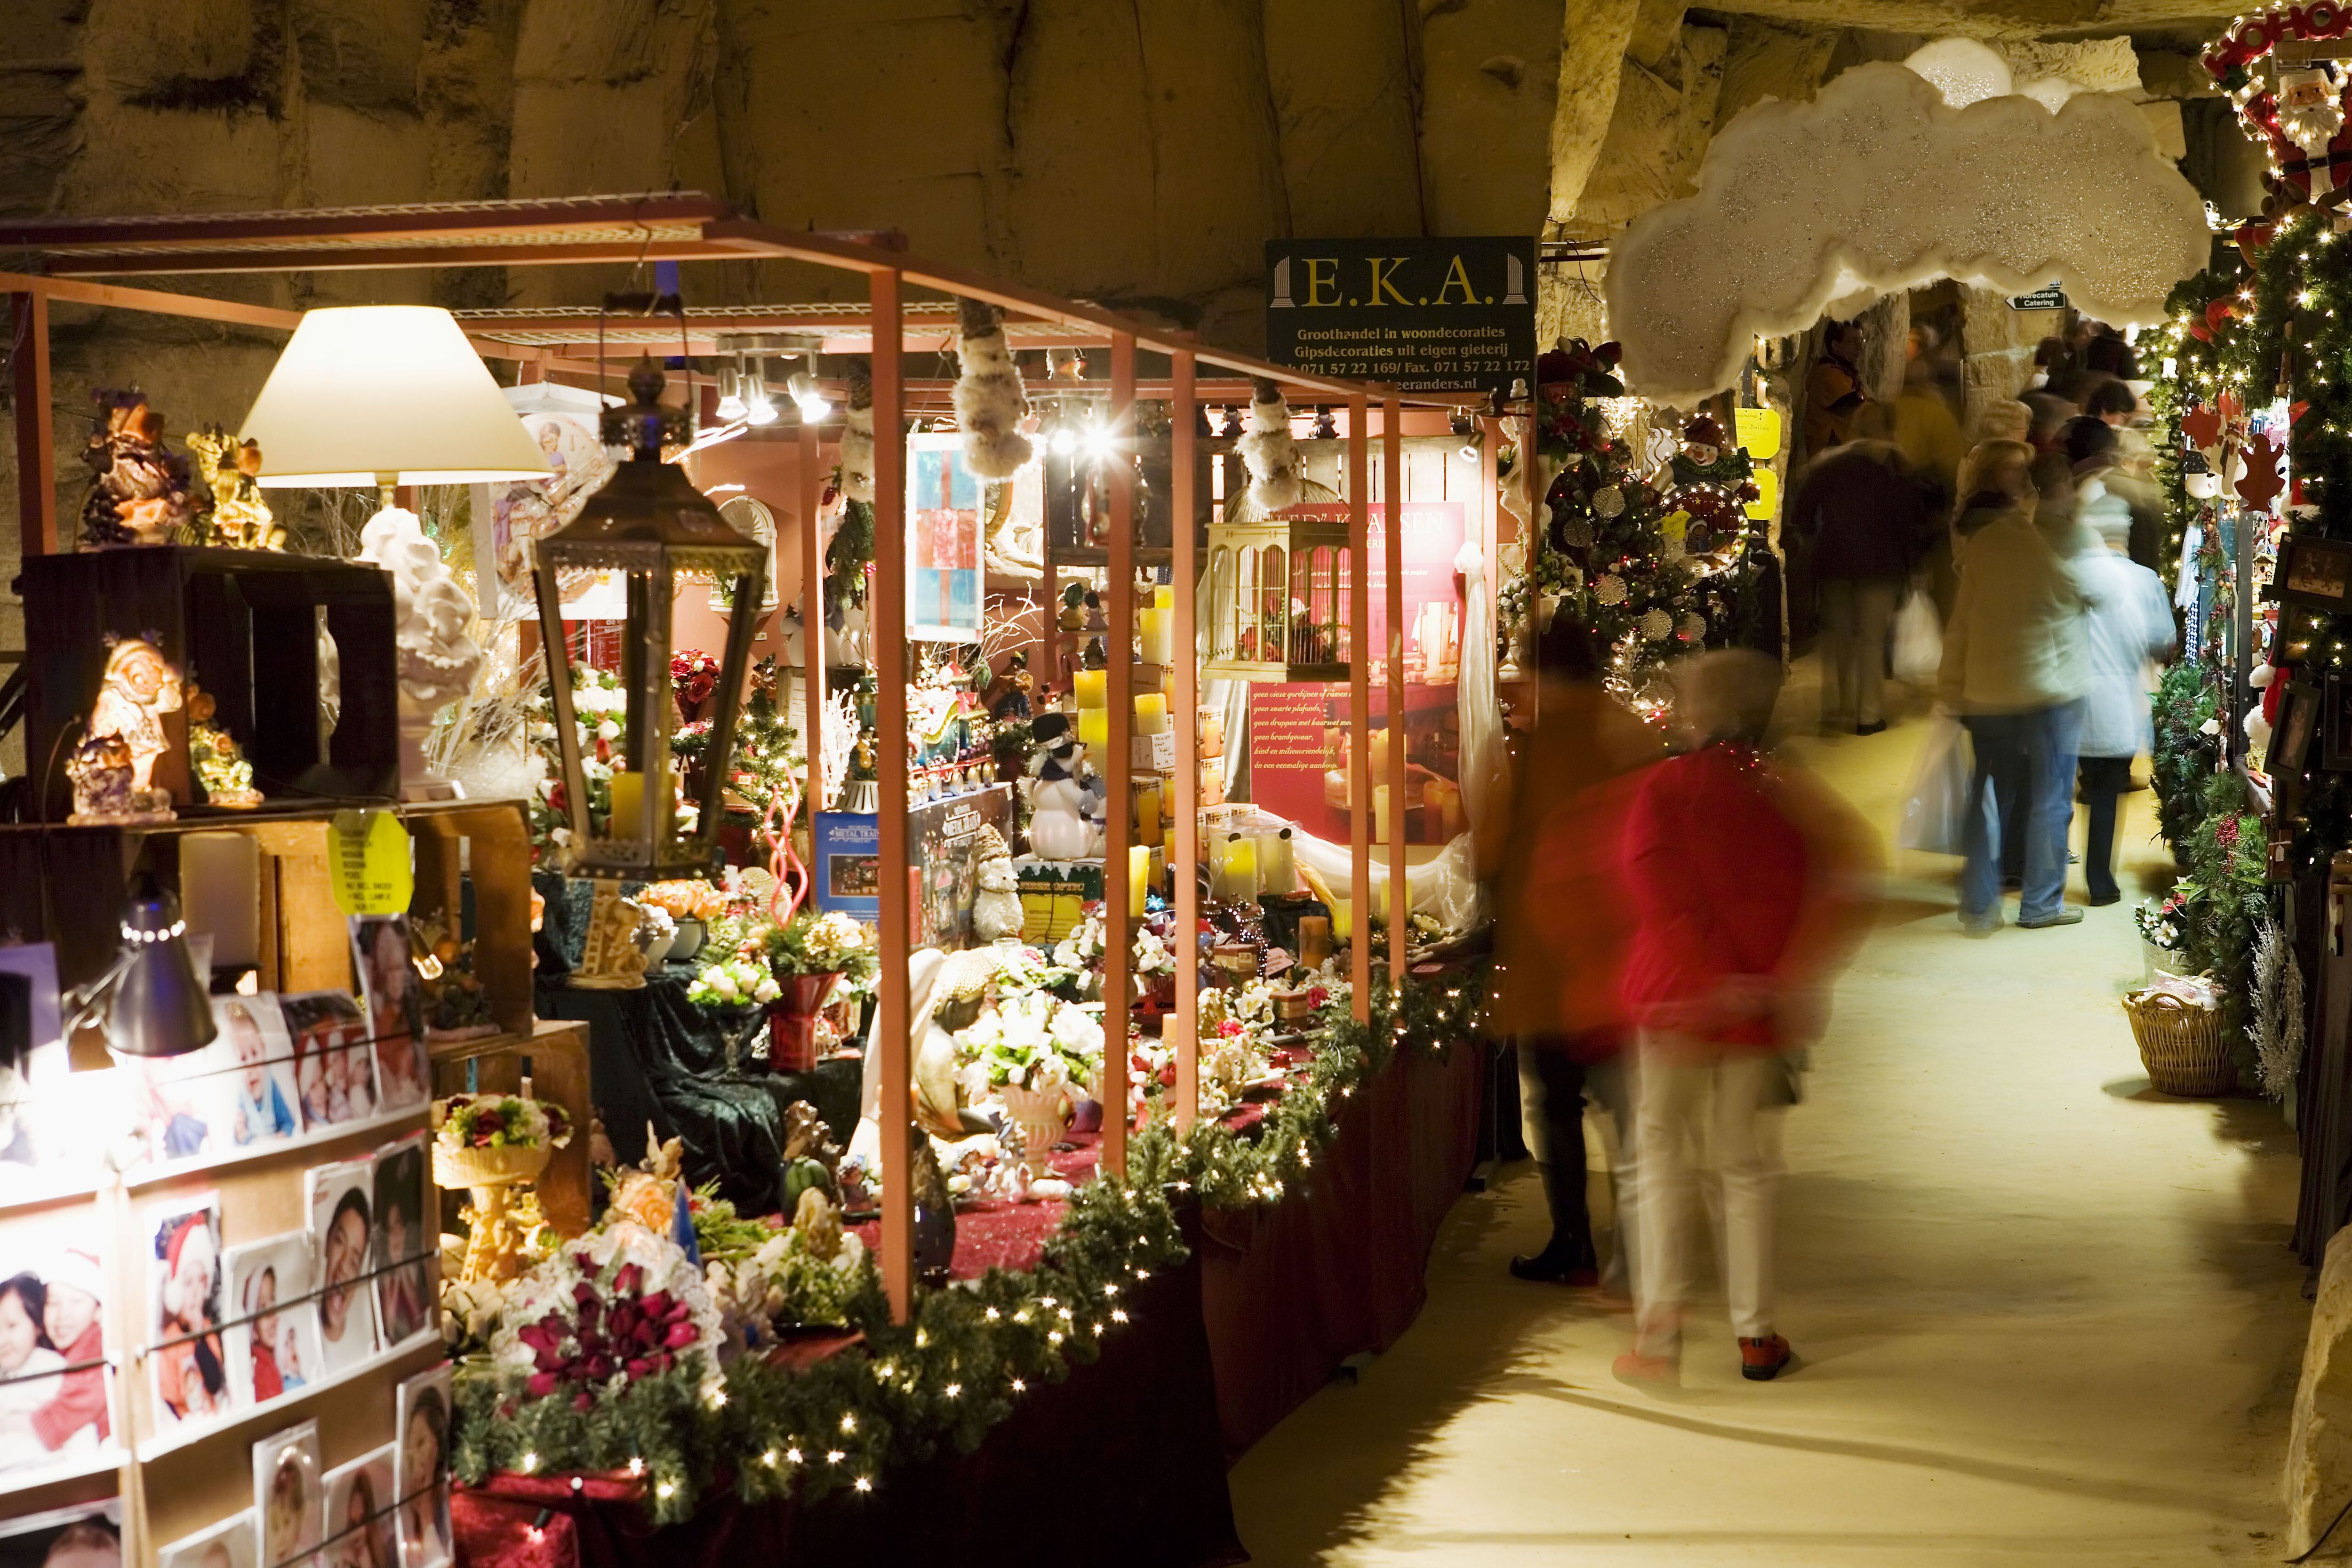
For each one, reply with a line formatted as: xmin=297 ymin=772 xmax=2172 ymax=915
xmin=1135 ymin=692 xmax=1169 ymax=735
xmin=1136 ymin=781 xmax=1163 ymax=840
xmin=1138 ymin=607 xmax=1174 ymax=666
xmin=607 ymin=772 xmax=647 ymax=836
xmin=1074 ymin=668 xmax=1109 ymax=708
xmin=1129 ymin=844 xmax=1152 ymax=915
xmin=1155 ymin=584 xmax=1174 ymax=610
xmin=1223 ymin=834 xmax=1258 ymax=901
xmin=1078 ymin=707 xmax=1110 ymax=753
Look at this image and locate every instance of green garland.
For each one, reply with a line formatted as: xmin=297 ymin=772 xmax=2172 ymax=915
xmin=453 ymin=965 xmax=1492 ymax=1520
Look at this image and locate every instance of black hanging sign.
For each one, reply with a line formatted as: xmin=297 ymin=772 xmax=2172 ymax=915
xmin=1263 ymin=237 xmax=1536 ymax=398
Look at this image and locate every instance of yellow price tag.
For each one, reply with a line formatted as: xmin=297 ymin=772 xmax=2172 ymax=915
xmin=329 ymin=809 xmax=413 ymax=916
xmin=1735 ymin=406 xmax=1782 ymax=462
xmin=1660 ymin=509 xmax=1691 ymax=549
xmin=1746 ymin=467 xmax=1780 ymax=521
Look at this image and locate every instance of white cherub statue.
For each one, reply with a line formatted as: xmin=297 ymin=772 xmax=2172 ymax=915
xmin=358 ymin=507 xmax=484 ymax=799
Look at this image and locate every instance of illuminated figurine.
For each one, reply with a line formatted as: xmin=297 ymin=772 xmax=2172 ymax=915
xmin=187 ymin=426 xmax=282 ymax=550
xmin=185 ymin=682 xmax=262 ymax=809
xmin=70 ymin=635 xmax=183 ymax=824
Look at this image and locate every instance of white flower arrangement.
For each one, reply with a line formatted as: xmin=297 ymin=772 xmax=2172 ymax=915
xmin=687 ymin=955 xmax=781 ymax=1008
xmin=1133 ymin=925 xmax=1177 ymax=977
xmin=955 ymin=990 xmax=1104 ymax=1096
xmin=704 ymin=1225 xmax=869 ymax=1346
xmin=1052 ymin=913 xmax=1105 ymax=971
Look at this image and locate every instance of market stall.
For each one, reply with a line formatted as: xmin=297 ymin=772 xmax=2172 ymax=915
xmin=0 ymin=195 xmax=1532 ymax=1562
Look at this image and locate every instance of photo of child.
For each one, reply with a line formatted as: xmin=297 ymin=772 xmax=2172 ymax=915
xmin=393 ymin=1367 xmax=452 ymax=1568
xmin=251 ymin=1421 xmax=321 ymax=1568
xmin=125 ymin=1050 xmax=222 ymax=1164
xmin=0 ymin=1503 xmax=120 ymax=1568
xmin=157 ymin=1512 xmax=254 ymax=1568
xmin=321 ymin=1446 xmax=396 ymax=1568
xmin=368 ymin=1137 xmax=430 ymax=1348
xmin=224 ymin=1233 xmax=319 ymax=1408
xmin=0 ymin=1239 xmax=108 ymax=1470
xmin=349 ymin=920 xmax=428 ymax=1113
xmin=147 ymin=1197 xmax=229 ymax=1430
xmin=281 ymin=995 xmax=375 ymax=1133
xmin=306 ymin=1163 xmax=377 ymax=1372
xmin=214 ymin=996 xmax=298 ymax=1146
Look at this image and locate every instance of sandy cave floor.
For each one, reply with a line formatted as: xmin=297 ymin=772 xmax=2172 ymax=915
xmin=1226 ymin=665 xmax=2313 ymax=1567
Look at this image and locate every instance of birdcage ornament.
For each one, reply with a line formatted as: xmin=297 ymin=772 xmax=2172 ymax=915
xmin=1202 ymin=503 xmax=1352 ymax=683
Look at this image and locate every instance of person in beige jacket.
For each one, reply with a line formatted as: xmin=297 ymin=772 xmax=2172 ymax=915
xmin=1938 ymin=459 xmax=2094 ymax=933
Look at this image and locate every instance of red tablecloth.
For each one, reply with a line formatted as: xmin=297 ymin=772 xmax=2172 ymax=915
xmin=1198 ymin=1042 xmax=1486 ymax=1457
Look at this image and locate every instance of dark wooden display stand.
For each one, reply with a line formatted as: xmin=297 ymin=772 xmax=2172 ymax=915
xmin=15 ymin=546 xmax=399 ymax=821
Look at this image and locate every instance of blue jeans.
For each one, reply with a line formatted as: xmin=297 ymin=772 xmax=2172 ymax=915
xmin=1961 ymin=702 xmax=2083 ymax=923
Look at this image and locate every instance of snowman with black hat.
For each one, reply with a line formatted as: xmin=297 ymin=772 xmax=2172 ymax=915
xmin=1025 ymin=711 xmax=1104 ymax=860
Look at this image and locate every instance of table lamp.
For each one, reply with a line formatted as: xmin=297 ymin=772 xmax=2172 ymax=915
xmin=63 ymin=873 xmax=219 ymax=1059
xmin=241 ymin=306 xmax=550 ymax=797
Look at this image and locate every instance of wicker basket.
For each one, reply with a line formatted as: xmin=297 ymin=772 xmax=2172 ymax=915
xmin=2122 ymin=987 xmax=2236 ymax=1097
xmin=433 ymin=1140 xmax=550 ymax=1189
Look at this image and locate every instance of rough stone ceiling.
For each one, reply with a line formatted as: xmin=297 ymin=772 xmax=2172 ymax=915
xmin=1694 ymin=0 xmax=2233 ymax=39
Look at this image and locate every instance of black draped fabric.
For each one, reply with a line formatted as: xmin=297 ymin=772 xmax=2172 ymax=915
xmin=534 ymin=873 xmax=796 ymax=1214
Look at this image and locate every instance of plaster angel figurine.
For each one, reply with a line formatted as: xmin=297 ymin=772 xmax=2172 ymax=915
xmin=70 ymin=636 xmax=183 ymax=824
xmin=358 ymin=507 xmax=484 ymax=799
xmin=79 ymin=391 xmax=194 ymax=549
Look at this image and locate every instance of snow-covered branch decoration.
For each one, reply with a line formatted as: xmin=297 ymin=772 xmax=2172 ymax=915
xmin=1606 ymin=62 xmax=2208 ymax=406
xmin=1237 ymin=377 xmax=1303 ymax=512
xmin=953 ymin=296 xmax=1033 ymax=478
xmin=839 ymin=359 xmax=875 ymax=504
xmin=2253 ymin=918 xmax=2305 ymax=1103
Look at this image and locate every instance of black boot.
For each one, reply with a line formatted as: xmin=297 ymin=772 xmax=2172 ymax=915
xmin=1509 ymin=1235 xmax=1598 ymax=1285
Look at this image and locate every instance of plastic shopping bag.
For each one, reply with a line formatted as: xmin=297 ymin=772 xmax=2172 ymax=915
xmin=1899 ymin=711 xmax=1972 ymax=856
xmin=1891 ymin=584 xmax=1943 ymax=689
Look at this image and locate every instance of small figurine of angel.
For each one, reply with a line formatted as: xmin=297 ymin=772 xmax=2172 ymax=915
xmin=70 ymin=635 xmax=183 ymax=823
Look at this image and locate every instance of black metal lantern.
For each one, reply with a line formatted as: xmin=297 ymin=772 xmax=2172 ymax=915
xmin=533 ymin=359 xmax=766 ymax=878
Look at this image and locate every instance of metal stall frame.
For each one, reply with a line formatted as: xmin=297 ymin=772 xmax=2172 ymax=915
xmin=0 ymin=192 xmax=1484 ymax=1318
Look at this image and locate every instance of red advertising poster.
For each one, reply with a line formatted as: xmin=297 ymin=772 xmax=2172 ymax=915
xmin=1367 ymin=501 xmax=1467 ymax=682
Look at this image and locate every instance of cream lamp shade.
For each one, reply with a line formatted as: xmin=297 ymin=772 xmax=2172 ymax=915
xmin=240 ymin=305 xmax=552 ymax=487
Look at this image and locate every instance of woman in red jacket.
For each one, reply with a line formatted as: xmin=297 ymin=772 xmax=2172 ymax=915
xmin=1616 ymin=651 xmax=1879 ymax=1386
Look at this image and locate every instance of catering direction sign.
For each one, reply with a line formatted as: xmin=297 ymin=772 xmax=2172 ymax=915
xmin=1263 ymin=237 xmax=1536 ymax=398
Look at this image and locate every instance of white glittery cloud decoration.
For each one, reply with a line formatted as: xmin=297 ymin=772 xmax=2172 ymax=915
xmin=1605 ymin=63 xmax=2208 ymax=408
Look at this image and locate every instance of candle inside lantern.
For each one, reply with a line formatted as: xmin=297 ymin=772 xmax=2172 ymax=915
xmin=1073 ymin=669 xmax=1109 ymax=708
xmin=180 ymin=831 xmax=260 ymax=970
xmin=1138 ymin=607 xmax=1174 ymax=666
xmin=1155 ymin=584 xmax=1174 ymax=610
xmin=608 ymin=771 xmax=648 ymax=836
xmin=1078 ymin=708 xmax=1110 ymax=753
xmin=1128 ymin=844 xmax=1152 ymax=915
xmin=1135 ymin=692 xmax=1169 ymax=734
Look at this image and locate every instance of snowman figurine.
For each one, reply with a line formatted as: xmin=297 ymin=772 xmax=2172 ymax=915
xmin=1025 ymin=712 xmax=1103 ymax=860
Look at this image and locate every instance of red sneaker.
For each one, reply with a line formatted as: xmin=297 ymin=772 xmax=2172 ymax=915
xmin=1739 ymin=1335 xmax=1793 ymax=1381
xmin=1612 ymin=1349 xmax=1679 ymax=1388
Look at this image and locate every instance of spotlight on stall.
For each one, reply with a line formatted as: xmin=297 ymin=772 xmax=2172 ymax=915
xmin=744 ymin=361 xmax=779 ymax=426
xmin=715 ymin=358 xmax=747 ymax=422
xmin=1450 ymin=407 xmax=1480 ymax=464
xmin=787 ymin=372 xmax=831 ymax=423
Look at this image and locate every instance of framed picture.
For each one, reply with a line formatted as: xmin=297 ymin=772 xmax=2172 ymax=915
xmin=223 ymin=1232 xmax=320 ymax=1407
xmin=2323 ymin=675 xmax=2352 ymax=771
xmin=0 ymin=1502 xmax=120 ymax=1568
xmin=368 ymin=1134 xmax=432 ymax=1348
xmin=146 ymin=1195 xmax=230 ymax=1431
xmin=212 ymin=995 xmax=300 ymax=1147
xmin=2272 ymin=679 xmax=2319 ymax=778
xmin=306 ymin=1162 xmax=379 ymax=1371
xmin=251 ymin=1421 xmax=321 ymax=1568
xmin=394 ymin=1366 xmax=453 ymax=1568
xmin=319 ymin=1445 xmax=396 ymax=1568
xmin=2277 ymin=535 xmax=2352 ymax=612
xmin=347 ymin=919 xmax=427 ymax=1113
xmin=0 ymin=1225 xmax=111 ymax=1483
xmin=157 ymin=1512 xmax=254 ymax=1568
xmin=281 ymin=994 xmax=375 ymax=1132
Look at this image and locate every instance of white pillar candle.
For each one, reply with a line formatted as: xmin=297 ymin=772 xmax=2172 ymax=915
xmin=180 ymin=831 xmax=260 ymax=970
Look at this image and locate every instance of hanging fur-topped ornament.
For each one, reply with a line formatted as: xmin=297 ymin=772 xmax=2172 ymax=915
xmin=839 ymin=359 xmax=876 ymax=504
xmin=1237 ymin=376 xmax=1304 ymax=513
xmin=953 ymin=296 xmax=1033 ymax=478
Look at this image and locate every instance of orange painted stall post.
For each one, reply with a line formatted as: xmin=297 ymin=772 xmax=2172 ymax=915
xmin=799 ymin=410 xmax=826 ymax=811
xmin=1347 ymin=392 xmax=1372 ymax=1023
xmin=1170 ymin=350 xmax=1201 ymax=1130
xmin=1382 ymin=392 xmax=1406 ymax=989
xmin=1101 ymin=333 xmax=1136 ymax=1177
xmin=869 ymin=266 xmax=914 ymax=1322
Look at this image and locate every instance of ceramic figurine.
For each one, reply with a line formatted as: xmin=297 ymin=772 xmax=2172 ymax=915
xmin=79 ymin=391 xmax=195 ymax=549
xmin=184 ymin=682 xmax=262 ymax=808
xmin=186 ymin=426 xmax=282 ymax=549
xmin=570 ymin=880 xmax=652 ymax=990
xmin=970 ymin=825 xmax=1025 ymax=942
xmin=357 ymin=507 xmax=484 ymax=800
xmin=910 ymin=947 xmax=994 ymax=1138
xmin=70 ymin=636 xmax=183 ymax=824
xmin=1056 ymin=582 xmax=1087 ymax=636
xmin=1025 ymin=713 xmax=1101 ymax=860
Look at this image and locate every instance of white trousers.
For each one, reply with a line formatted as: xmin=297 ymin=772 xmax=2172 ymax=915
xmin=1632 ymin=1042 xmax=1784 ymax=1346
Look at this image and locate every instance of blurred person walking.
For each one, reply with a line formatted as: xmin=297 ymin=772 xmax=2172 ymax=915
xmin=1805 ymin=319 xmax=1868 ymax=455
xmin=1785 ymin=407 xmax=1937 ymax=736
xmin=1940 ymin=449 xmax=2095 ymax=932
xmin=1490 ymin=618 xmax=1663 ymax=1289
xmin=2070 ymin=496 xmax=2175 ymax=905
xmin=1614 ymin=652 xmax=1880 ymax=1387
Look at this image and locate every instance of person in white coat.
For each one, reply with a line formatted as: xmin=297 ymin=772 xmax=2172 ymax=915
xmin=2069 ymin=500 xmax=2176 ymax=905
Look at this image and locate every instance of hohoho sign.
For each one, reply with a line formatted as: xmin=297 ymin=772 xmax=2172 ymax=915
xmin=1263 ymin=237 xmax=1536 ymax=398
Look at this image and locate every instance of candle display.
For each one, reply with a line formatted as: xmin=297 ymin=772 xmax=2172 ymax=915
xmin=1078 ymin=708 xmax=1110 ymax=753
xmin=1136 ymin=781 xmax=1163 ymax=840
xmin=1298 ymin=915 xmax=1333 ymax=970
xmin=1128 ymin=844 xmax=1152 ymax=916
xmin=1154 ymin=584 xmax=1174 ymax=610
xmin=1135 ymin=692 xmax=1169 ymax=734
xmin=1257 ymin=826 xmax=1295 ymax=896
xmin=608 ymin=771 xmax=647 ymax=836
xmin=1138 ymin=607 xmax=1174 ymax=666
xmin=1223 ymin=834 xmax=1258 ymax=901
xmin=1073 ymin=668 xmax=1108 ymax=708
